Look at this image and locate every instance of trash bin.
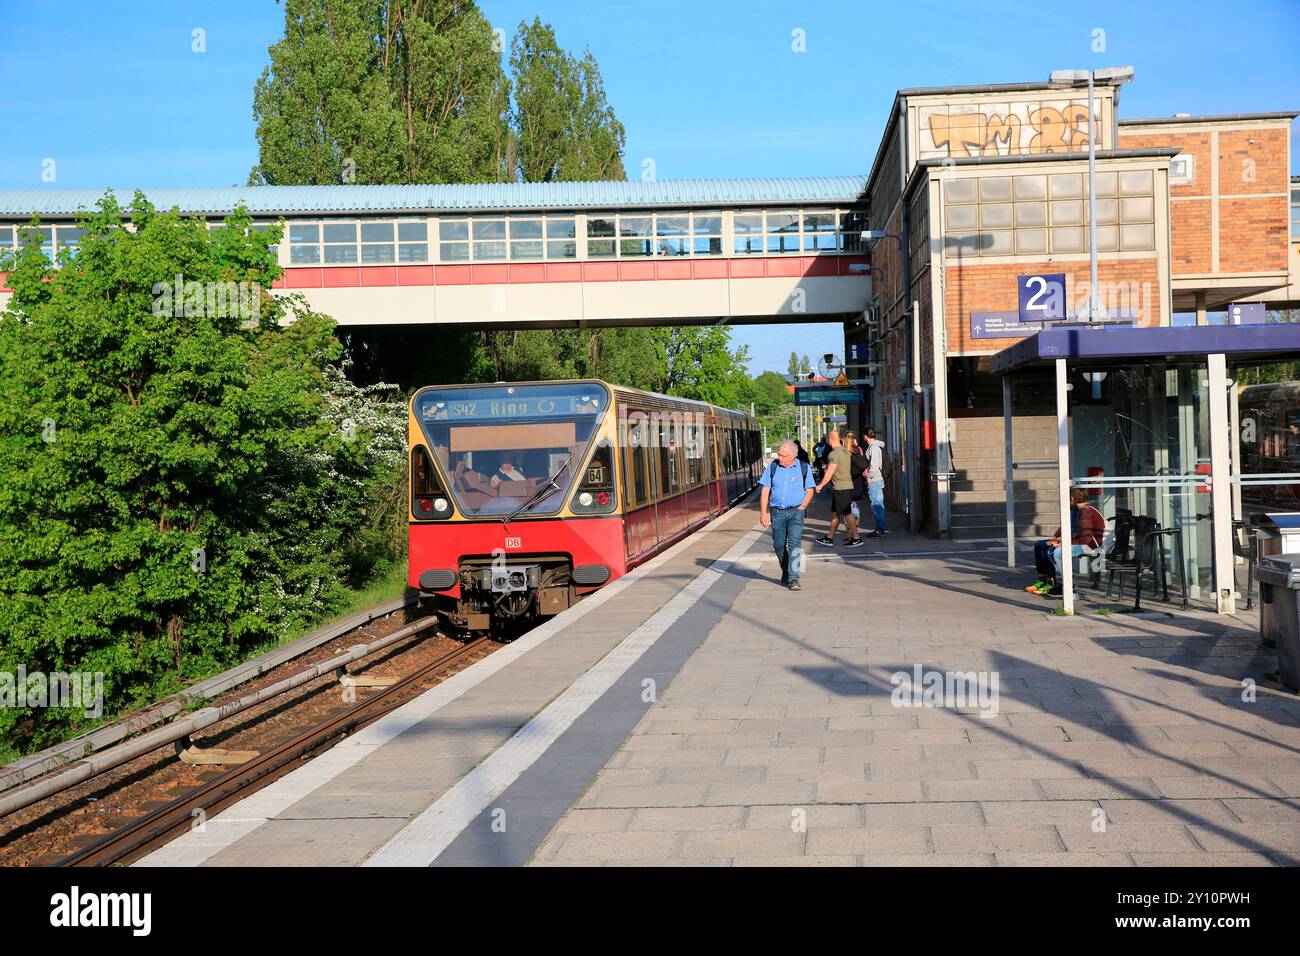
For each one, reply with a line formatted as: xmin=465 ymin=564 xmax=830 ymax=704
xmin=1252 ymin=513 xmax=1300 ymax=562
xmin=1256 ymin=552 xmax=1300 ymax=691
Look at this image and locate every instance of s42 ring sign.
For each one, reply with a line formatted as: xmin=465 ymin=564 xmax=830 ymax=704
xmin=1017 ymin=273 xmax=1066 ymax=323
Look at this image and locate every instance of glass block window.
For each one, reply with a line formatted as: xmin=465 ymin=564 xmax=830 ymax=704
xmin=943 ymin=168 xmax=1158 ymax=257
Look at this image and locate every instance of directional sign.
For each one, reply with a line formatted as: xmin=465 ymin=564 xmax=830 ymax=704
xmin=972 ymin=310 xmax=1137 ymax=339
xmin=1018 ymin=273 xmax=1067 ymax=323
xmin=794 ymin=386 xmax=863 ymax=406
xmin=971 ymin=311 xmax=1042 ymax=339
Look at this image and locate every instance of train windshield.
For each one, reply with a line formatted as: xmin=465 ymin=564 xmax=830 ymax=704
xmin=414 ymin=382 xmax=610 ymax=518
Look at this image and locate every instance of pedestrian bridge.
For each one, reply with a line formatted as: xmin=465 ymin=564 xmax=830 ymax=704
xmin=0 ymin=178 xmax=871 ymax=328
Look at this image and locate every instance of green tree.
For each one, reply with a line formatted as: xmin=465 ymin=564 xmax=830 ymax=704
xmin=751 ymin=370 xmax=792 ymax=416
xmin=787 ymin=352 xmax=799 ymax=379
xmin=0 ymin=195 xmax=395 ymax=750
xmin=511 ymin=18 xmax=625 ymax=182
xmin=649 ymin=327 xmax=751 ymax=408
xmin=250 ymin=0 xmax=511 ymax=186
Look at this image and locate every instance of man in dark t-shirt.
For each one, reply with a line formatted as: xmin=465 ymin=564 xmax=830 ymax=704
xmin=812 ymin=430 xmax=862 ymax=547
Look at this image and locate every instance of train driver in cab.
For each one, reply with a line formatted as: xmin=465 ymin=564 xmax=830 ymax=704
xmin=489 ymin=454 xmax=528 ymax=489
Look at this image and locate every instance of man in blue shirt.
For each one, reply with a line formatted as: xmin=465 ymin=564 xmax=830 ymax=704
xmin=759 ymin=441 xmax=817 ymax=590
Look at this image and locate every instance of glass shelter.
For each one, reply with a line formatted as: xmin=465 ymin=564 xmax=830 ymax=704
xmin=991 ymin=325 xmax=1300 ymax=615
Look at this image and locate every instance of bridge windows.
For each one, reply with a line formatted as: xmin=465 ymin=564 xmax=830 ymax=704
xmin=322 ymin=221 xmax=359 ymax=263
xmin=397 ymin=221 xmax=428 ymax=261
xmin=734 ymin=209 xmax=855 ymax=255
xmin=618 ymin=216 xmax=653 ymax=256
xmin=546 ymin=218 xmax=577 ymax=258
xmin=471 ymin=219 xmax=507 ymax=260
xmin=587 ymin=216 xmax=616 ymax=257
xmin=439 ymin=219 xmax=470 ymax=260
xmin=1 ymin=206 xmax=864 ymax=273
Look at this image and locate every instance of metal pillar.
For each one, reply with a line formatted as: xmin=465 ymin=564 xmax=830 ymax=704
xmin=1207 ymin=352 xmax=1235 ymax=613
xmin=1004 ymin=375 xmax=1015 ymax=568
xmin=932 ymin=300 xmax=952 ymax=536
xmin=1177 ymin=367 xmax=1201 ymax=598
xmin=908 ymin=298 xmax=922 ymax=534
xmin=1055 ymin=359 xmax=1075 ymax=614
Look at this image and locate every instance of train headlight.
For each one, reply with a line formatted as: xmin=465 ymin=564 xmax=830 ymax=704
xmin=433 ymin=497 xmax=449 ymax=513
xmin=578 ymin=492 xmax=593 ymax=507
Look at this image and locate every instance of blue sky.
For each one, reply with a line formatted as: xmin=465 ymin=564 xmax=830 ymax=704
xmin=2 ymin=0 xmax=1297 ymax=371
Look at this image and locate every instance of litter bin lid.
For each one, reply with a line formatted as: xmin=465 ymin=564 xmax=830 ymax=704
xmin=1257 ymin=551 xmax=1300 ymax=587
xmin=1257 ymin=512 xmax=1300 ymax=531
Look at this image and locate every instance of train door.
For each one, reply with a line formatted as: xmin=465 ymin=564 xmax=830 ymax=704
xmin=622 ymin=408 xmax=650 ymax=559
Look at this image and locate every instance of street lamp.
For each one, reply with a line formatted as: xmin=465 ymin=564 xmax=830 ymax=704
xmin=1049 ymin=66 xmax=1135 ymax=324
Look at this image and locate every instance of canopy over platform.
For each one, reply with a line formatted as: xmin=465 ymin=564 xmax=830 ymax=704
xmin=991 ymin=322 xmax=1300 ymax=615
xmin=990 ymin=323 xmax=1300 ymax=374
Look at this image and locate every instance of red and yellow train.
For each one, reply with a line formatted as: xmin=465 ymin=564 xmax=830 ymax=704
xmin=407 ymin=380 xmax=761 ymax=630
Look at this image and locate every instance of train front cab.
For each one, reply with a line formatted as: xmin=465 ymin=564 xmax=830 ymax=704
xmin=408 ymin=380 xmax=625 ymax=631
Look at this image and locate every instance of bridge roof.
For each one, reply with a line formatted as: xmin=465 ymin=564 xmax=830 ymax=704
xmin=0 ymin=177 xmax=869 ymax=218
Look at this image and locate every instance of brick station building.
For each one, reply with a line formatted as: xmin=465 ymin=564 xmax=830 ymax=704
xmin=850 ymin=74 xmax=1297 ymax=538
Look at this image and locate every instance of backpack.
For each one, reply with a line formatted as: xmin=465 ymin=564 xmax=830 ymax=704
xmin=767 ymin=459 xmax=809 ymax=487
xmin=876 ymin=445 xmax=891 ymax=481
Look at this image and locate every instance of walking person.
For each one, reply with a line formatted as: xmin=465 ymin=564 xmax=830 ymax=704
xmin=862 ymin=427 xmax=887 ymax=538
xmin=813 ymin=430 xmax=863 ymax=548
xmin=759 ymin=441 xmax=816 ymax=590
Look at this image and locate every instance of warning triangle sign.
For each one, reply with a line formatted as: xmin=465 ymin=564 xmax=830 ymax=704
xmin=832 ymin=370 xmax=851 ymax=387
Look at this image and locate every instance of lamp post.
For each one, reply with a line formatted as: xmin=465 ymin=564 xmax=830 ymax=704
xmin=1049 ymin=66 xmax=1134 ymax=323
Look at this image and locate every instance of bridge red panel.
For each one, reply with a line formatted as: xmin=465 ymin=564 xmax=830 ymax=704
xmin=728 ymin=259 xmax=765 ymax=278
xmin=471 ymin=264 xmax=509 ymax=285
xmin=437 ymin=265 xmax=471 ymax=285
xmin=618 ymin=262 xmax=655 ymax=281
xmin=322 ymin=268 xmax=360 ymax=287
xmin=654 ymin=260 xmax=692 ymax=280
xmin=397 ymin=265 xmax=435 ymax=286
xmin=582 ymin=262 xmax=619 ymax=282
xmin=285 ymin=268 xmax=323 ymax=289
xmin=546 ymin=262 xmax=582 ymax=282
xmin=508 ymin=263 xmax=546 ymax=284
xmin=360 ymin=266 xmax=397 ymax=287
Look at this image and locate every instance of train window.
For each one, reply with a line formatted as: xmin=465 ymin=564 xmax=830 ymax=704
xmin=685 ymin=421 xmax=704 ymax=486
xmin=703 ymin=424 xmax=715 ymax=482
xmin=660 ymin=418 xmax=681 ymax=494
xmin=415 ymin=382 xmax=609 ymax=517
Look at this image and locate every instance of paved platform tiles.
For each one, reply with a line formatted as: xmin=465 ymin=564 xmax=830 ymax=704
xmin=139 ymin=498 xmax=761 ymax=867
xmin=139 ymin=494 xmax=1300 ymax=867
xmin=530 ymin=505 xmax=1300 ymax=867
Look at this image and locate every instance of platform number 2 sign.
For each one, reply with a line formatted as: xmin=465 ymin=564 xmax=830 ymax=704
xmin=1017 ymin=273 xmax=1066 ymax=323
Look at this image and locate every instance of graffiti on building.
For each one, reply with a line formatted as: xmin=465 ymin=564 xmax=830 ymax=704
xmin=920 ymin=101 xmax=1101 ymax=158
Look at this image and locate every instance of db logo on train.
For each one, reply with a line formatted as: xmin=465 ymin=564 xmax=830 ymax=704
xmin=504 ymin=537 xmax=522 ymax=549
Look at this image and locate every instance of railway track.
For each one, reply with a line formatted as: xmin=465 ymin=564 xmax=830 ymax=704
xmin=57 ymin=636 xmax=492 ymax=867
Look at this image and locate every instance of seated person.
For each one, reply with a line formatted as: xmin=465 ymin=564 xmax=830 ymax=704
xmin=1027 ymin=488 xmax=1104 ymax=597
xmin=489 ymin=454 xmax=527 ymax=490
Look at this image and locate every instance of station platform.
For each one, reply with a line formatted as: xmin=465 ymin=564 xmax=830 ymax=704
xmin=141 ymin=495 xmax=1300 ymax=867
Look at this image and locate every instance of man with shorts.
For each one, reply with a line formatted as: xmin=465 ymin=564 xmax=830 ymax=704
xmin=813 ymin=430 xmax=862 ymax=547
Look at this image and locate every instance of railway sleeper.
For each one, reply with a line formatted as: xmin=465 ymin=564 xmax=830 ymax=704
xmin=174 ymin=736 xmax=259 ymax=767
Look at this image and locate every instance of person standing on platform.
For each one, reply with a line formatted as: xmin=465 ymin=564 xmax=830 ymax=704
xmin=862 ymin=427 xmax=887 ymax=539
xmin=759 ymin=440 xmax=816 ymax=590
xmin=814 ymin=430 xmax=863 ymax=548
